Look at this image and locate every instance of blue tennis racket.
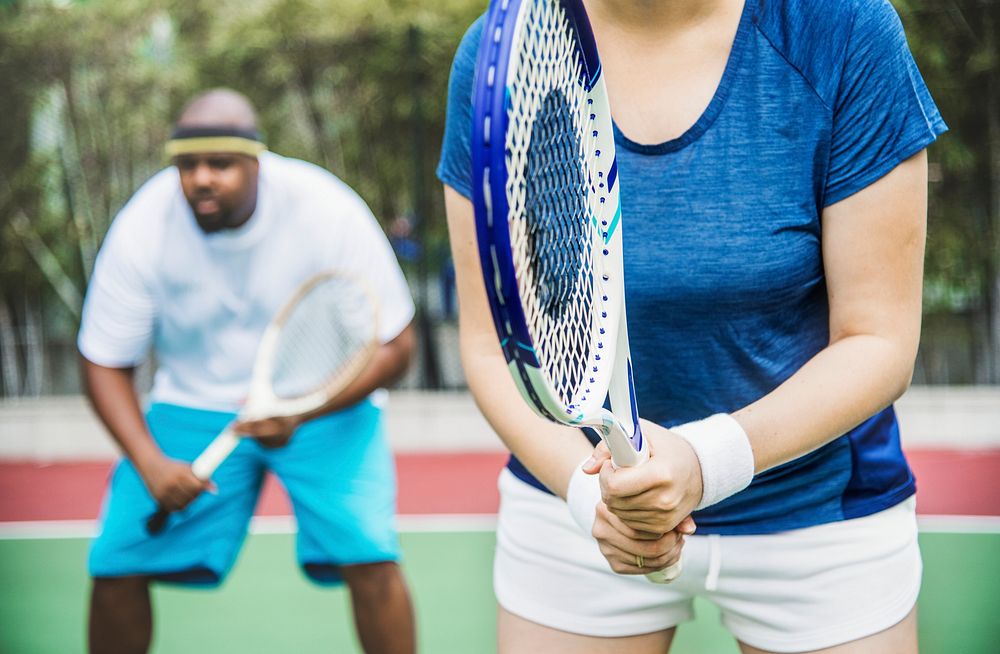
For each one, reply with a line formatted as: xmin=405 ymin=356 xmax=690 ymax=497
xmin=471 ymin=0 xmax=681 ymax=583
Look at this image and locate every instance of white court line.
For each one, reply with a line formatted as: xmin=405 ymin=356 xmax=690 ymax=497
xmin=0 ymin=514 xmax=499 ymax=540
xmin=916 ymin=514 xmax=1000 ymax=534
xmin=0 ymin=514 xmax=996 ymax=541
xmin=0 ymin=520 xmax=97 ymax=540
xmin=249 ymin=514 xmax=498 ymax=535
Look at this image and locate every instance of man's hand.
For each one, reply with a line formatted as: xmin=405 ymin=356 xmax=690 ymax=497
xmin=234 ymin=415 xmax=303 ymax=448
xmin=587 ymin=419 xmax=704 ymax=534
xmin=140 ymin=456 xmax=215 ymax=512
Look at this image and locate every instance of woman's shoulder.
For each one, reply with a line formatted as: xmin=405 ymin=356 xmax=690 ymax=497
xmin=448 ymin=15 xmax=486 ymax=93
xmin=755 ymin=0 xmax=899 ymax=35
xmin=753 ymin=0 xmax=909 ymax=108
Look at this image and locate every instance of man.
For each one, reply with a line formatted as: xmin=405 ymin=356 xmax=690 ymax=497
xmin=79 ymin=88 xmax=417 ymax=654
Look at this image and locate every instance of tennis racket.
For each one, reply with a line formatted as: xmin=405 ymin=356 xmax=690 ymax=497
xmin=471 ymin=0 xmax=681 ymax=583
xmin=145 ymin=270 xmax=380 ymax=535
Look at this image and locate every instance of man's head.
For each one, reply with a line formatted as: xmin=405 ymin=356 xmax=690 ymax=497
xmin=168 ymin=89 xmax=263 ymax=233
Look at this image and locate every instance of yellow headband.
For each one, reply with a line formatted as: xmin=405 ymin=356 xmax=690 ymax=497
xmin=165 ymin=136 xmax=267 ymax=158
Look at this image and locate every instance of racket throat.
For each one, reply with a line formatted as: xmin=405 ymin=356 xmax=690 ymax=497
xmin=598 ymin=412 xmax=646 ymax=468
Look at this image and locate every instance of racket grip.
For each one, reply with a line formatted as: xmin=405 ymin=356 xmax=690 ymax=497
xmin=191 ymin=426 xmax=241 ymax=480
xmin=605 ymin=418 xmax=685 ymax=583
xmin=646 ymin=560 xmax=682 ymax=584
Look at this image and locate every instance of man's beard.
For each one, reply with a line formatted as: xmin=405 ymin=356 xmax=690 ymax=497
xmin=192 ymin=206 xmax=234 ymax=233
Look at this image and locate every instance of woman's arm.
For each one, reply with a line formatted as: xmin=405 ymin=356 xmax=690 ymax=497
xmin=445 ymin=185 xmax=691 ymax=575
xmin=598 ymin=150 xmax=928 ymax=532
xmin=736 ymin=151 xmax=926 ymax=469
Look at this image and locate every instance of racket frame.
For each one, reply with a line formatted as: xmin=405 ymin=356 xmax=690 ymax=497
xmin=245 ymin=271 xmax=381 ymax=421
xmin=472 ymin=0 xmax=682 ymax=584
xmin=472 ymin=0 xmax=643 ymax=466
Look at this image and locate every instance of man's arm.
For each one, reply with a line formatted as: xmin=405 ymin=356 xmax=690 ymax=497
xmin=81 ymin=356 xmax=211 ymax=510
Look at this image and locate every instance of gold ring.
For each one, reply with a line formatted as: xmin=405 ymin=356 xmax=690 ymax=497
xmin=635 ymin=554 xmax=644 ymax=568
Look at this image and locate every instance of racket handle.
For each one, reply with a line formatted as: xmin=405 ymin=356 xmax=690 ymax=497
xmin=191 ymin=426 xmax=241 ymax=480
xmin=604 ymin=418 xmax=686 ymax=584
xmin=146 ymin=507 xmax=170 ymax=535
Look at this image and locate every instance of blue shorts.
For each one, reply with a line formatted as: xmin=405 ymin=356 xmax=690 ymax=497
xmin=89 ymin=401 xmax=399 ymax=587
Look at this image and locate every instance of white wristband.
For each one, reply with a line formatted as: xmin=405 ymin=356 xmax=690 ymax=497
xmin=566 ymin=458 xmax=602 ymax=536
xmin=672 ymin=414 xmax=754 ymax=510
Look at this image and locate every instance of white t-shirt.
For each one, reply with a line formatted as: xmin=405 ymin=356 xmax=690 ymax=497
xmin=78 ymin=152 xmax=415 ymax=412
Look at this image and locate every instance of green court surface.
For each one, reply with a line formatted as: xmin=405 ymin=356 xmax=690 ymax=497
xmin=1 ymin=530 xmax=997 ymax=653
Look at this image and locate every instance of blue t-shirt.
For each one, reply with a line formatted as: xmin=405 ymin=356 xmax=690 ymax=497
xmin=437 ymin=0 xmax=947 ymax=534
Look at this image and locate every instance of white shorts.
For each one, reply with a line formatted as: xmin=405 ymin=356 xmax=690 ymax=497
xmin=494 ymin=469 xmax=921 ymax=653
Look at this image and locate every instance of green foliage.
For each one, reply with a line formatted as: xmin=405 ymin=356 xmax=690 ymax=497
xmin=0 ymin=0 xmax=482 ymax=322
xmin=895 ymin=1 xmax=999 ymax=314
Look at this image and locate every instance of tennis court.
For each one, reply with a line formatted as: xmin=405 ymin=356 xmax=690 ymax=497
xmin=3 ymin=528 xmax=996 ymax=653
xmin=4 ymin=347 xmax=996 ymax=653
xmin=2 ymin=420 xmax=999 ymax=653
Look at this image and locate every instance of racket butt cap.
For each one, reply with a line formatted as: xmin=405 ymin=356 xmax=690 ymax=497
xmin=645 ymin=561 xmax=682 ymax=584
xmin=146 ymin=509 xmax=169 ymax=536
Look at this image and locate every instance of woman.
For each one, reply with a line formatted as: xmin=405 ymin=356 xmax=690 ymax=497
xmin=437 ymin=1 xmax=946 ymax=652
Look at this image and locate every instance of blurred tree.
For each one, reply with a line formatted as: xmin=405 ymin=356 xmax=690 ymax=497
xmin=0 ymin=0 xmax=481 ymax=394
xmin=896 ymin=0 xmax=999 ymax=382
xmin=0 ymin=0 xmax=995 ymax=392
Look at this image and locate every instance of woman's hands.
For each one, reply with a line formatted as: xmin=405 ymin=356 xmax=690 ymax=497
xmin=591 ymin=502 xmax=696 ymax=575
xmin=579 ymin=419 xmax=704 ymax=574
xmin=587 ymin=419 xmax=704 ymax=532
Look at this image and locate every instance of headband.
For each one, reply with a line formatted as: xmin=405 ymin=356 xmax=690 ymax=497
xmin=165 ymin=126 xmax=267 ymax=158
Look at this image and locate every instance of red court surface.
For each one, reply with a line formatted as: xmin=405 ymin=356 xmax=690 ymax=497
xmin=1 ymin=449 xmax=998 ymax=522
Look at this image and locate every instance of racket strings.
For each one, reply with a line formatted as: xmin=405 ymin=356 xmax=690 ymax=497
xmin=270 ymin=277 xmax=377 ymax=399
xmin=507 ymin=0 xmax=603 ymax=410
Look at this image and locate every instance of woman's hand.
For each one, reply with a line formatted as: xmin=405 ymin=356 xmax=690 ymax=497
xmin=586 ymin=418 xmax=704 ymax=534
xmin=591 ymin=501 xmax=695 ymax=575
